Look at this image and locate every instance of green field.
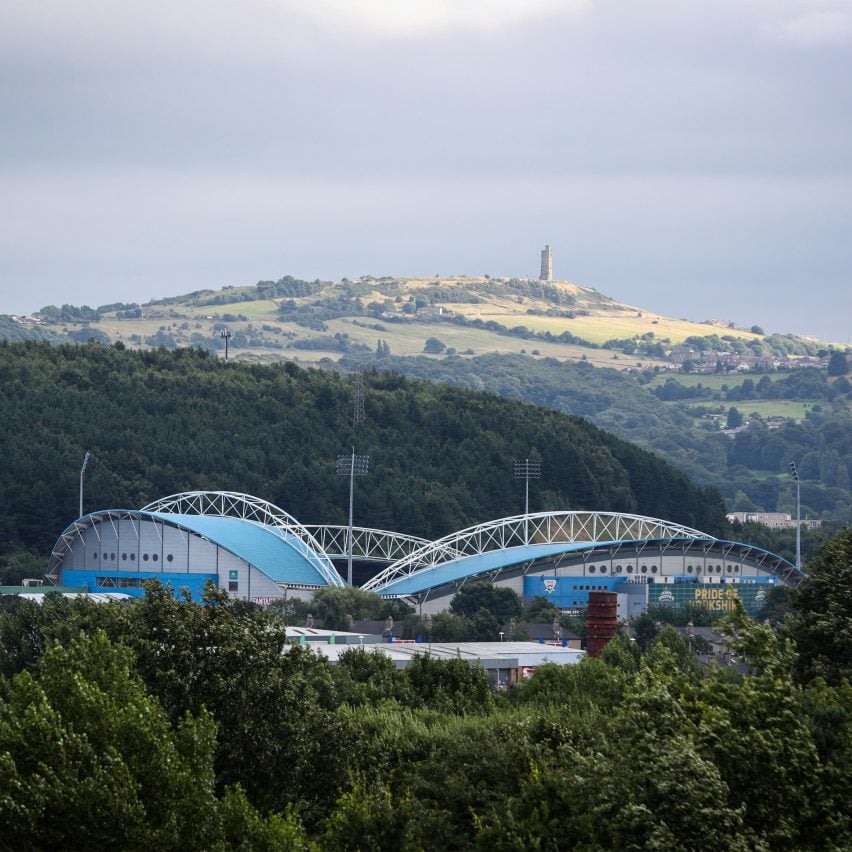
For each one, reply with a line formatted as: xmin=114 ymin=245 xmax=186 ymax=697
xmin=649 ymin=372 xmax=779 ymax=390
xmin=740 ymin=401 xmax=815 ymax=420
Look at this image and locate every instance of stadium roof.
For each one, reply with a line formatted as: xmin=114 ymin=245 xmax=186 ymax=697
xmin=49 ymin=509 xmax=337 ymax=587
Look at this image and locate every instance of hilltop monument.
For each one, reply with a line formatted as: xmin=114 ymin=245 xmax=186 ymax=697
xmin=540 ymin=244 xmax=553 ymax=281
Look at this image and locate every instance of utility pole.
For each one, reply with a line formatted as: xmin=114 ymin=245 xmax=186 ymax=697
xmin=220 ymin=328 xmax=232 ymax=360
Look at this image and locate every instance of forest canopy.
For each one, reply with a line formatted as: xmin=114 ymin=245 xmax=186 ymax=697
xmin=0 ymin=341 xmax=727 ymax=579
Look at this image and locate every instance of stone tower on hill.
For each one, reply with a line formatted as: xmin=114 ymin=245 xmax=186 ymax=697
xmin=540 ymin=244 xmax=553 ymax=281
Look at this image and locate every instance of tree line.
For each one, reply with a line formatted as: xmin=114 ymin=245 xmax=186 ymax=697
xmin=1 ymin=528 xmax=850 ymax=849
xmin=339 ymin=351 xmax=852 ymax=542
xmin=0 ymin=341 xmax=726 ymax=584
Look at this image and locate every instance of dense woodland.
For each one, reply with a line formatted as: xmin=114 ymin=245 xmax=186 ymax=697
xmin=339 ymin=353 xmax=852 ymax=533
xmin=1 ymin=529 xmax=850 ymax=850
xmin=0 ymin=339 xmax=850 ymax=848
xmin=0 ymin=341 xmax=726 ymax=582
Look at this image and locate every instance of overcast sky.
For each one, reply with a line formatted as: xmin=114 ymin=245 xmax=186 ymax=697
xmin=1 ymin=1 xmax=850 ymax=340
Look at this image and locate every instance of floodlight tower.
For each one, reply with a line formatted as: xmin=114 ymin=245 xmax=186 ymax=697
xmin=220 ymin=328 xmax=232 ymax=360
xmin=514 ymin=458 xmax=542 ymax=516
xmin=513 ymin=458 xmax=542 ymax=544
xmin=79 ymin=451 xmax=91 ymax=518
xmin=789 ymin=461 xmax=801 ymax=571
xmin=336 ymin=449 xmax=369 ymax=585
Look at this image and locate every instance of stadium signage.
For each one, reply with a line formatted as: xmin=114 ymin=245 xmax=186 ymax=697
xmin=692 ymin=586 xmax=740 ymax=611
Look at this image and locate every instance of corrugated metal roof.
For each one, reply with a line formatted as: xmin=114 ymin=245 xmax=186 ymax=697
xmin=309 ymin=641 xmax=584 ymax=667
xmin=146 ymin=512 xmax=330 ymax=586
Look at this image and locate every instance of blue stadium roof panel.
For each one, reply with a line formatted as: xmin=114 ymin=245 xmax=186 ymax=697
xmin=377 ymin=536 xmax=801 ymax=596
xmin=146 ymin=512 xmax=330 ymax=586
xmin=379 ymin=541 xmax=606 ymax=596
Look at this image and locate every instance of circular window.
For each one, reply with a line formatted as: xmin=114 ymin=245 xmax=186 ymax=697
xmin=92 ymin=552 xmax=98 ymax=559
xmin=110 ymin=553 xmax=116 ymax=561
xmin=167 ymin=554 xmax=174 ymax=562
xmin=600 ymin=565 xmax=607 ymax=574
xmin=143 ymin=554 xmax=149 ymax=562
xmin=122 ymin=553 xmax=127 ymax=561
xmin=152 ymin=554 xmax=159 ymax=562
xmin=716 ymin=565 xmax=722 ymax=574
xmin=734 ymin=565 xmax=740 ymax=573
xmin=615 ymin=565 xmax=622 ymax=573
xmin=130 ymin=553 xmax=136 ymax=561
xmin=696 ymin=566 xmax=702 ymax=574
xmin=651 ymin=565 xmax=658 ymax=574
xmin=589 ymin=565 xmax=596 ymax=574
xmin=640 ymin=565 xmax=648 ymax=574
xmin=726 ymin=565 xmax=732 ymax=573
xmin=687 ymin=565 xmax=693 ymax=573
xmin=627 ymin=566 xmax=634 ymax=574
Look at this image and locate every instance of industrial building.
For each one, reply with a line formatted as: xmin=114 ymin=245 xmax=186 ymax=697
xmin=48 ymin=490 xmax=802 ymax=619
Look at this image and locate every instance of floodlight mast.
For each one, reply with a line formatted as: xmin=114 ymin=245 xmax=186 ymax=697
xmin=513 ymin=458 xmax=542 ymax=544
xmin=79 ymin=451 xmax=90 ymax=518
xmin=789 ymin=461 xmax=801 ymax=571
xmin=220 ymin=328 xmax=232 ymax=360
xmin=336 ymin=448 xmax=369 ymax=584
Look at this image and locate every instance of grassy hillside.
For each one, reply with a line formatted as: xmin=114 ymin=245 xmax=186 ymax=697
xmin=19 ymin=274 xmax=836 ymax=372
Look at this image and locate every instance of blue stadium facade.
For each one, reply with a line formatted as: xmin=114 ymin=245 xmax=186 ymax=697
xmin=48 ymin=491 xmax=803 ymax=619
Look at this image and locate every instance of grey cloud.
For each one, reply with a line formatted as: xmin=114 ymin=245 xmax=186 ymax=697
xmin=0 ymin=1 xmax=849 ymax=340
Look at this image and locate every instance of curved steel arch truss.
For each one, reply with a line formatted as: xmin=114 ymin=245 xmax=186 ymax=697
xmin=363 ymin=511 xmax=716 ymax=592
xmin=142 ymin=491 xmax=344 ymax=587
xmin=301 ymin=526 xmax=434 ymax=563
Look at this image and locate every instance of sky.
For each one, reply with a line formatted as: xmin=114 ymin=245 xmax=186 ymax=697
xmin=1 ymin=0 xmax=850 ymax=341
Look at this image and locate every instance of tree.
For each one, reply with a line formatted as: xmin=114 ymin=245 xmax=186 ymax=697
xmin=402 ymin=654 xmax=494 ymax=715
xmin=306 ymin=586 xmax=412 ymax=631
xmin=524 ymin=595 xmax=560 ymax=623
xmin=321 ymin=778 xmax=414 ymax=851
xmin=726 ymin=406 xmax=743 ymax=429
xmin=423 ymin=336 xmax=446 ymax=354
xmin=828 ymin=350 xmax=849 ymax=376
xmin=751 ymin=325 xmax=765 ymax=335
xmin=449 ymin=581 xmax=523 ymax=625
xmin=787 ymin=528 xmax=852 ymax=685
xmin=631 ymin=612 xmax=659 ymax=651
xmin=0 ymin=631 xmax=229 ymax=849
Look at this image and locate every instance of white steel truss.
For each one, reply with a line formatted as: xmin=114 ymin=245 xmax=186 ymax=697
xmin=301 ymin=526 xmax=434 ymax=563
xmin=142 ymin=491 xmax=344 ymax=586
xmin=363 ymin=511 xmax=715 ymax=591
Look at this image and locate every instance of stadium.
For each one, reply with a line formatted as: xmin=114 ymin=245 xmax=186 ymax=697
xmin=48 ymin=490 xmax=803 ymax=619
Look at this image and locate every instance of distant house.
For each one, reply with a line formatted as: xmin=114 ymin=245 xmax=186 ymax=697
xmin=670 ymin=345 xmax=699 ymax=364
xmin=726 ymin=512 xmax=821 ymax=530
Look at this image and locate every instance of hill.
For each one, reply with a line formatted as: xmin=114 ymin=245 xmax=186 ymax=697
xmin=11 ymin=274 xmax=839 ymax=369
xmin=335 ymin=352 xmax=851 ymax=535
xmin=3 ymin=275 xmax=848 ymax=551
xmin=0 ymin=341 xmax=727 ymax=579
